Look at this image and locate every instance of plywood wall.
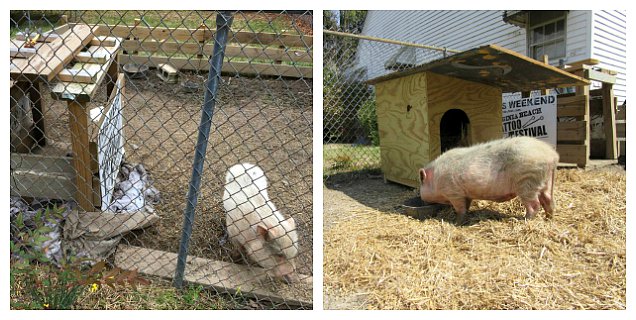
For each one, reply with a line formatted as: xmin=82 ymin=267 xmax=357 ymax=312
xmin=375 ymin=71 xmax=503 ymax=188
xmin=426 ymin=72 xmax=503 ymax=160
xmin=375 ymin=72 xmax=430 ymax=187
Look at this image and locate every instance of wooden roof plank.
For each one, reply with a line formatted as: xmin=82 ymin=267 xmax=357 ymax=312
xmin=10 ymin=25 xmax=96 ymax=82
xmin=368 ymin=44 xmax=590 ymax=92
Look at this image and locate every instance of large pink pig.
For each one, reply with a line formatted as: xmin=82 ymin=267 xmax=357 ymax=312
xmin=419 ymin=136 xmax=559 ymax=224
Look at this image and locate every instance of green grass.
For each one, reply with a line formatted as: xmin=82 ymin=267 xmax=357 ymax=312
xmin=323 ymin=143 xmax=381 ymax=176
xmin=10 ymin=10 xmax=301 ymax=37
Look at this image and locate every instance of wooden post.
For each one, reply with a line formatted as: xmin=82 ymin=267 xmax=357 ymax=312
xmin=28 ymin=81 xmax=46 ymax=147
xmin=123 ymin=18 xmax=141 ymax=55
xmin=106 ymin=54 xmax=120 ymax=98
xmin=542 ymin=55 xmax=550 ymax=96
xmin=574 ymin=70 xmax=590 ymax=167
xmin=602 ymin=83 xmax=618 ymax=159
xmin=197 ymin=22 xmax=207 ymax=71
xmin=68 ymin=101 xmax=94 ymax=211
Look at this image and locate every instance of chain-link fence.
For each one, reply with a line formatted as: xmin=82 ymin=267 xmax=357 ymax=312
xmin=10 ymin=10 xmax=312 ymax=309
xmin=323 ymin=24 xmax=457 ymax=179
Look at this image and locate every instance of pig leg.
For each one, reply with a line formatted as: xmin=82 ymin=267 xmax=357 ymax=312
xmin=449 ymin=197 xmax=471 ymax=225
xmin=521 ymin=195 xmax=541 ymax=219
xmin=539 ymin=168 xmax=556 ymax=218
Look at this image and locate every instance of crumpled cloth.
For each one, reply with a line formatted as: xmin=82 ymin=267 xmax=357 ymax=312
xmin=107 ymin=163 xmax=161 ymax=213
xmin=62 ymin=210 xmax=159 ymax=262
xmin=10 ymin=163 xmax=161 ymax=264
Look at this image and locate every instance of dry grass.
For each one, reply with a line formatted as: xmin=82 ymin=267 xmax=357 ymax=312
xmin=323 ymin=166 xmax=626 ymax=310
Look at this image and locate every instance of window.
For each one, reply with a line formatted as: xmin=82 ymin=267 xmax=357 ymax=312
xmin=528 ymin=11 xmax=567 ymax=63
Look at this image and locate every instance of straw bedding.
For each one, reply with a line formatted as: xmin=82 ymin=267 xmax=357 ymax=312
xmin=323 ymin=166 xmax=625 ymax=310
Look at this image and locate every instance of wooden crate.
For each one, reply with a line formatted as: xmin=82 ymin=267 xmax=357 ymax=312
xmin=557 ymin=59 xmax=619 ymax=166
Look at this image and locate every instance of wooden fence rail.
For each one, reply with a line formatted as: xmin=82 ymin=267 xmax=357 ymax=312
xmin=23 ymin=23 xmax=313 ymax=78
xmin=91 ymin=24 xmax=313 ymax=78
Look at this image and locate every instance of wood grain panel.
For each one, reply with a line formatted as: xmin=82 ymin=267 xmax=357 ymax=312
xmin=557 ymin=144 xmax=588 ymax=167
xmin=426 ymin=72 xmax=502 ymax=159
xmin=557 ymin=121 xmax=587 ymax=141
xmin=375 ymin=72 xmax=429 ymax=188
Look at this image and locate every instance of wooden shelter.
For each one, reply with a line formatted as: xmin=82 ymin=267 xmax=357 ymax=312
xmin=367 ymin=44 xmax=590 ymax=188
xmin=10 ymin=24 xmax=124 ymax=211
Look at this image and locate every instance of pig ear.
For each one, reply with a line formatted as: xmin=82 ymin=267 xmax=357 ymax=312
xmin=419 ymin=168 xmax=433 ymax=184
xmin=256 ymin=225 xmax=271 ymax=242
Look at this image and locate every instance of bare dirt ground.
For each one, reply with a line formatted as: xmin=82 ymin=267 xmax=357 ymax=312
xmin=323 ymin=165 xmax=626 ymax=310
xmin=34 ymin=71 xmax=313 ymax=302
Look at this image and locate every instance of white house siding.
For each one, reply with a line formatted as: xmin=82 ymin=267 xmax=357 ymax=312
xmin=564 ymin=10 xmax=593 ymax=64
xmin=356 ymin=10 xmax=526 ymax=81
xmin=356 ymin=11 xmax=624 ymax=100
xmin=591 ymin=10 xmax=626 ymax=104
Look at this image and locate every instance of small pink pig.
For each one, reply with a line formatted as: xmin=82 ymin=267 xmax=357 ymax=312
xmin=419 ymin=136 xmax=558 ymax=224
xmin=224 ymin=163 xmax=299 ymax=283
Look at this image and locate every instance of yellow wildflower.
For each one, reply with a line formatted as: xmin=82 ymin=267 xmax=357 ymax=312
xmin=43 ymin=303 xmax=50 ymax=309
xmin=90 ymin=283 xmax=99 ymax=292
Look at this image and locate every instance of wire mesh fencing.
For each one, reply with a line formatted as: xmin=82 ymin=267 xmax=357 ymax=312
xmin=10 ymin=10 xmax=313 ymax=310
xmin=323 ymin=27 xmax=455 ymax=179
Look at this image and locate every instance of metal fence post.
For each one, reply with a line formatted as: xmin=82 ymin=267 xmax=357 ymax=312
xmin=173 ymin=10 xmax=234 ymax=288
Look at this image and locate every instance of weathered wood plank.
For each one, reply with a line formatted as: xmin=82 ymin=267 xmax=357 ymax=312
xmin=557 ymin=95 xmax=587 ymax=106
xmin=75 ymin=46 xmax=113 ymax=63
xmin=51 ymin=47 xmax=119 ymax=102
xmin=68 ymin=100 xmax=95 ymax=211
xmin=557 ymin=121 xmax=587 ymax=141
xmin=120 ymin=40 xmax=312 ymax=63
xmin=557 ymin=105 xmax=586 ymax=117
xmin=11 ymin=25 xmax=96 ymax=81
xmin=585 ymin=69 xmax=616 ymax=84
xmin=57 ymin=63 xmax=104 ymax=84
xmin=563 ymin=58 xmax=599 ymax=73
xmin=10 ymin=153 xmax=76 ymax=200
xmin=10 ymin=42 xmax=37 ymax=58
xmin=602 ymin=84 xmax=617 ymax=159
xmin=89 ymin=36 xmax=117 ymax=47
xmin=94 ymin=24 xmax=312 ymax=48
xmin=616 ymin=122 xmax=625 ymax=138
xmin=557 ymin=144 xmax=588 ymax=167
xmin=14 ymin=32 xmax=61 ymax=42
xmin=114 ymin=245 xmax=313 ymax=307
xmin=11 ymin=153 xmax=75 ymax=174
xmin=119 ymin=55 xmax=313 ymax=78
